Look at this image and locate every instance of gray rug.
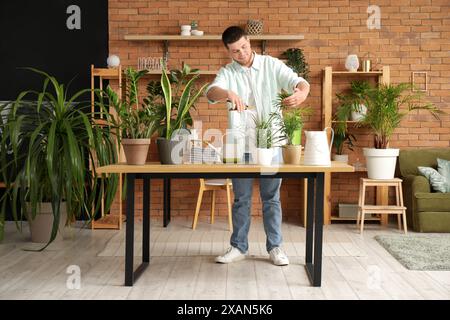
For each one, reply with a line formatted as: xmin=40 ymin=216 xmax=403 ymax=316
xmin=375 ymin=234 xmax=450 ymax=271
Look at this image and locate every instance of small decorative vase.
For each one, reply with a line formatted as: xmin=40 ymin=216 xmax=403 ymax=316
xmin=345 ymin=54 xmax=359 ymax=72
xmin=107 ymin=55 xmax=120 ymax=68
xmin=246 ymin=20 xmax=263 ymax=35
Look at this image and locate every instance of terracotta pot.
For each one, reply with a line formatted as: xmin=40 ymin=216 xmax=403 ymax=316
xmin=121 ymin=138 xmax=151 ymax=165
xmin=282 ymin=145 xmax=302 ymax=165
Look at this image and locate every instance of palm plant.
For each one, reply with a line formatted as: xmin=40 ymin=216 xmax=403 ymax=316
xmin=0 ymin=68 xmax=119 ymax=249
xmin=281 ymin=108 xmax=311 ymax=146
xmin=359 ymin=83 xmax=443 ymax=149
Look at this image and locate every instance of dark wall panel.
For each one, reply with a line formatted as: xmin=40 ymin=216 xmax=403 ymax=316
xmin=0 ymin=0 xmax=108 ymax=100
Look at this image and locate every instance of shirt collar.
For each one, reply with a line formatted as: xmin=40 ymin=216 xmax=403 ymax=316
xmin=232 ymin=51 xmax=261 ymax=73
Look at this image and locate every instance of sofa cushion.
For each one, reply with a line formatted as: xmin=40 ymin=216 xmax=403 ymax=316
xmin=398 ymin=148 xmax=450 ymax=177
xmin=438 ymin=158 xmax=450 ymax=182
xmin=415 ymin=192 xmax=450 ymax=212
xmin=418 ymin=166 xmax=450 ymax=193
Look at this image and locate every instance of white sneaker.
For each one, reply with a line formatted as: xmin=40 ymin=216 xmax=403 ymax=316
xmin=269 ymin=247 xmax=289 ymax=266
xmin=215 ymin=246 xmax=246 ymax=264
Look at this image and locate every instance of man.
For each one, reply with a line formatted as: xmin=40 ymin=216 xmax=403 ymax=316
xmin=206 ymin=26 xmax=310 ymax=265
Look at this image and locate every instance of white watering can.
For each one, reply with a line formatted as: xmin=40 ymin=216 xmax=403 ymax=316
xmin=303 ymin=127 xmax=334 ymax=166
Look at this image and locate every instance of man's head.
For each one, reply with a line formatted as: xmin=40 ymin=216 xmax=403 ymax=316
xmin=222 ymin=26 xmax=253 ymax=66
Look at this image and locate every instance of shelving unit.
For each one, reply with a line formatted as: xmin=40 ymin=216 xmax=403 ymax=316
xmin=322 ymin=66 xmax=390 ymax=224
xmin=124 ymin=34 xmax=305 ymax=60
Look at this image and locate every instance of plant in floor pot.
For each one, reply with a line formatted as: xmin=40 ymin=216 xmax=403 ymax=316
xmin=0 ymin=69 xmax=119 ymax=248
xmin=146 ymin=64 xmax=208 ymax=164
xmin=105 ymin=67 xmax=155 ymax=165
xmin=359 ymin=83 xmax=443 ymax=179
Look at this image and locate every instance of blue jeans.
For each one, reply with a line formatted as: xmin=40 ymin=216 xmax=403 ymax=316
xmin=230 ymin=178 xmax=283 ymax=253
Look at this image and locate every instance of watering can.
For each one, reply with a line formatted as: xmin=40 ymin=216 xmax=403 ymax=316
xmin=303 ymin=127 xmax=334 ymax=166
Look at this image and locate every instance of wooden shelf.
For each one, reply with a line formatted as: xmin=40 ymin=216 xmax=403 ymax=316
xmin=322 ymin=66 xmax=390 ymax=225
xmin=124 ymin=34 xmax=305 ymax=58
xmin=124 ymin=34 xmax=304 ymax=41
xmin=331 ymin=70 xmax=383 ymax=76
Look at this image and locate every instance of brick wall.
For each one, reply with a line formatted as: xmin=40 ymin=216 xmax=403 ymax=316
xmin=108 ymin=0 xmax=450 ymax=220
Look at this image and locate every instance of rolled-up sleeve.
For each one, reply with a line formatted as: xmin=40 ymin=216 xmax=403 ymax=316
xmin=274 ymin=58 xmax=309 ymax=93
xmin=205 ymin=67 xmax=229 ymax=104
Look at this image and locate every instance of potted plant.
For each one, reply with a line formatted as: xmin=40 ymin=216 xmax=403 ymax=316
xmin=359 ymin=83 xmax=443 ymax=179
xmin=148 ymin=64 xmax=208 ymax=164
xmin=332 ymin=128 xmax=356 ymax=163
xmin=274 ymin=90 xmax=311 ymax=164
xmin=105 ymin=67 xmax=156 ymax=165
xmin=282 ymin=48 xmax=310 ymax=80
xmin=0 ymin=69 xmax=119 ymax=248
xmin=252 ymin=112 xmax=284 ymax=166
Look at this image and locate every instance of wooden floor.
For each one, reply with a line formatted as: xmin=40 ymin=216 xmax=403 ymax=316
xmin=0 ymin=216 xmax=449 ymax=300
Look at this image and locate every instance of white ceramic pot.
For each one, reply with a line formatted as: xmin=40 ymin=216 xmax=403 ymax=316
xmin=332 ymin=154 xmax=349 ymax=163
xmin=256 ymin=148 xmax=274 ymax=166
xmin=363 ymin=148 xmax=399 ymax=179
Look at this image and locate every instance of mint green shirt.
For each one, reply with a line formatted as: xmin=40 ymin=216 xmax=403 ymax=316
xmin=206 ymin=52 xmax=309 ymax=120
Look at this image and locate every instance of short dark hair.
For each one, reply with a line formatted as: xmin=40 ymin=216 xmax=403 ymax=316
xmin=222 ymin=26 xmax=247 ymax=48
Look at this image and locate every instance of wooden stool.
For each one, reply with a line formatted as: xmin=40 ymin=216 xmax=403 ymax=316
xmin=357 ymin=178 xmax=407 ymax=234
xmin=192 ymin=179 xmax=233 ymax=231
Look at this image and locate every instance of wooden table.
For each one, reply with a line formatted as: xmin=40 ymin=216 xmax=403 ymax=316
xmin=97 ymin=162 xmax=354 ymax=287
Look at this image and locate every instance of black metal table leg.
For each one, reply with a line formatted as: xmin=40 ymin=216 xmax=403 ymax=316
xmin=168 ymin=178 xmax=171 ymax=222
xmin=143 ymin=177 xmax=150 ymax=263
xmin=125 ymin=173 xmax=135 ymax=286
xmin=313 ymin=173 xmax=324 ymax=286
xmin=305 ymin=176 xmax=315 ymax=264
xmin=125 ymin=174 xmax=149 ymax=286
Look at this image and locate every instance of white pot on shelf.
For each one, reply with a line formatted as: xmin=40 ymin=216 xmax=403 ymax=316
xmin=351 ymin=104 xmax=367 ymax=121
xmin=363 ymin=148 xmax=399 ymax=179
xmin=332 ymin=154 xmax=349 ymax=163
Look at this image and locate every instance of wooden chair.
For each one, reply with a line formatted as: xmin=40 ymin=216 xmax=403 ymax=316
xmin=90 ymin=65 xmax=124 ymax=230
xmin=192 ymin=179 xmax=233 ymax=231
xmin=357 ymin=178 xmax=407 ymax=234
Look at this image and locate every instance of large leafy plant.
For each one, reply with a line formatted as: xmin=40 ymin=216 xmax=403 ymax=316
xmin=105 ymin=67 xmax=155 ymax=139
xmin=359 ymin=83 xmax=443 ymax=149
xmin=0 ymin=69 xmax=119 ymax=249
xmin=145 ymin=63 xmax=208 ymax=139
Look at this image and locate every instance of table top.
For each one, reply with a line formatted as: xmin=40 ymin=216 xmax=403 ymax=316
xmin=96 ymin=162 xmax=355 ymax=174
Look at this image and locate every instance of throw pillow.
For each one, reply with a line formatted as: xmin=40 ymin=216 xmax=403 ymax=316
xmin=418 ymin=166 xmax=450 ymax=193
xmin=437 ymin=158 xmax=450 ymax=183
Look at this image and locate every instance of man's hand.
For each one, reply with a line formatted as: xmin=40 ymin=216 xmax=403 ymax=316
xmin=282 ymin=87 xmax=308 ymax=107
xmin=227 ymin=90 xmax=246 ymax=112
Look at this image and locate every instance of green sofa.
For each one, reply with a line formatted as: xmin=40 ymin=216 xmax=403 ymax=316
xmin=397 ymin=148 xmax=450 ymax=232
